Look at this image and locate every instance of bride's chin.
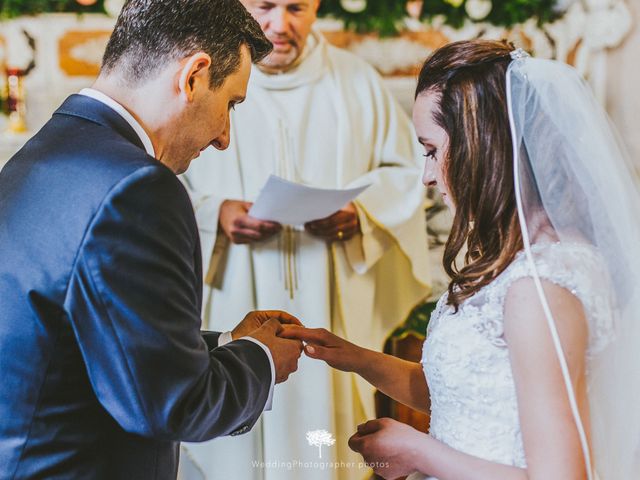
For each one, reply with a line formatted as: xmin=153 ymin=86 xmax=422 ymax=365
xmin=442 ymin=195 xmax=455 ymax=214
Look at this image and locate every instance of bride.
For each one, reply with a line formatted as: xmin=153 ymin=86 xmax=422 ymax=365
xmin=281 ymin=40 xmax=640 ymax=479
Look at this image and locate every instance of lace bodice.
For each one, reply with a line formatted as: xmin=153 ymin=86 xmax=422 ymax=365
xmin=412 ymin=243 xmax=615 ymax=478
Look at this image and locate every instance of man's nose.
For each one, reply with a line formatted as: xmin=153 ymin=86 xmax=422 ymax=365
xmin=269 ymin=7 xmax=291 ymax=34
xmin=211 ymin=124 xmax=230 ymax=151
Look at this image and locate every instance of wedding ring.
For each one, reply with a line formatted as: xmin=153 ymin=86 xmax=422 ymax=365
xmin=337 ymin=230 xmax=344 ymax=240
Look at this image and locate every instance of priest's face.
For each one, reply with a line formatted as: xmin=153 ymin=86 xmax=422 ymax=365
xmin=241 ymin=0 xmax=320 ymax=72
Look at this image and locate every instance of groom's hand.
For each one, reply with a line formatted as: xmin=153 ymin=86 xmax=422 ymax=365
xmin=348 ymin=418 xmax=424 ymax=479
xmin=248 ymin=319 xmax=303 ymax=384
xmin=231 ymin=310 xmax=303 ymax=340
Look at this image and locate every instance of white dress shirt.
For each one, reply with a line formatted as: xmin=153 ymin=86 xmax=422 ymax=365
xmin=78 ymin=88 xmax=275 ymax=411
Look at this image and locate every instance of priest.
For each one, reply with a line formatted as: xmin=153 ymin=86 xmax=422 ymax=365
xmin=181 ymin=1 xmax=431 ymax=478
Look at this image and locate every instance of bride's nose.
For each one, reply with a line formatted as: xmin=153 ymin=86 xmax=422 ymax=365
xmin=422 ymin=163 xmax=436 ymax=187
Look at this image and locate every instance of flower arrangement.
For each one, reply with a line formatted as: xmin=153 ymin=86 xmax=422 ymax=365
xmin=420 ymin=0 xmax=561 ymax=29
xmin=0 ymin=0 xmax=103 ymax=17
xmin=0 ymin=0 xmax=130 ymax=18
xmin=320 ymin=0 xmax=564 ymax=36
xmin=2 ymin=0 xmax=563 ymax=33
xmin=319 ymin=0 xmax=409 ymax=37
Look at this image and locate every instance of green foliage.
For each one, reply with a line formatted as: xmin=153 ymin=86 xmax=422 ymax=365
xmin=0 ymin=0 xmax=105 ymax=19
xmin=420 ymin=0 xmax=561 ymax=29
xmin=318 ymin=0 xmax=562 ymax=35
xmin=389 ymin=300 xmax=437 ymax=340
xmin=319 ymin=0 xmax=408 ymax=37
xmin=0 ymin=0 xmax=562 ymax=32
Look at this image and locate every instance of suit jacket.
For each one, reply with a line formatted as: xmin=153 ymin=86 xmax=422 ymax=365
xmin=0 ymin=95 xmax=271 ymax=479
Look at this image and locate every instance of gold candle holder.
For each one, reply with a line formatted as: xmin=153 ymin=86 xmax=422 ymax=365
xmin=6 ymin=68 xmax=27 ymax=134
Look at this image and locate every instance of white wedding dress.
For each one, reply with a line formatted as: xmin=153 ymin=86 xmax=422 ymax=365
xmin=407 ymin=242 xmax=615 ymax=480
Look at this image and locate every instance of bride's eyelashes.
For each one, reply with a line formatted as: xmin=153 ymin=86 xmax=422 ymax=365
xmin=423 ymin=148 xmax=438 ymax=161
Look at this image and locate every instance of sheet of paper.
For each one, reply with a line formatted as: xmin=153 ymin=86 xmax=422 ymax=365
xmin=248 ymin=175 xmax=371 ymax=226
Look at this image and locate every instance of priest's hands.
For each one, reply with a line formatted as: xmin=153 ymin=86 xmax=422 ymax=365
xmin=219 ymin=199 xmax=281 ymax=244
xmin=278 ymin=325 xmax=366 ymax=373
xmin=348 ymin=418 xmax=427 ymax=480
xmin=220 ymin=199 xmax=360 ymax=243
xmin=304 ymin=202 xmax=360 ymax=242
xmin=242 ymin=311 xmax=304 ymax=384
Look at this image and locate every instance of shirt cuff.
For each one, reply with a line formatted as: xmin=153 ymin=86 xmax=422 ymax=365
xmin=239 ymin=337 xmax=275 ymax=411
xmin=217 ymin=331 xmax=234 ymax=346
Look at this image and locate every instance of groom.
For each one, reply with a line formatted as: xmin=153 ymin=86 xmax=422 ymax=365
xmin=0 ymin=0 xmax=303 ymax=478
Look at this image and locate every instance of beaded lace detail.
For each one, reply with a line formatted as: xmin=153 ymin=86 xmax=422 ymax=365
xmin=420 ymin=242 xmax=615 ymax=468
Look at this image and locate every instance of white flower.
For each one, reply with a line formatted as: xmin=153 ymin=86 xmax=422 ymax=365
xmin=104 ymin=0 xmax=125 ymax=17
xmin=585 ymin=0 xmax=613 ymax=9
xmin=4 ymin=24 xmax=34 ymax=71
xmin=442 ymin=18 xmax=483 ymax=42
xmin=348 ymin=37 xmax=431 ymax=75
xmin=465 ymin=0 xmax=492 ymax=21
xmin=583 ymin=2 xmax=632 ymax=49
xmin=430 ymin=14 xmax=448 ymax=29
xmin=521 ymin=18 xmax=554 ymax=58
xmin=553 ymin=0 xmax=579 ymax=12
xmin=340 ymin=0 xmax=367 ymax=13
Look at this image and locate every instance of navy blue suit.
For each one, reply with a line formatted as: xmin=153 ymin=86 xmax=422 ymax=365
xmin=0 ymin=95 xmax=271 ymax=479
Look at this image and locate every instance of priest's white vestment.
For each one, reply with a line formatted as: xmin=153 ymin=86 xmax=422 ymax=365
xmin=180 ymin=32 xmax=431 ymax=480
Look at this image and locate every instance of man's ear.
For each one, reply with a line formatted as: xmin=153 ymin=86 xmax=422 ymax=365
xmin=177 ymin=52 xmax=212 ymax=102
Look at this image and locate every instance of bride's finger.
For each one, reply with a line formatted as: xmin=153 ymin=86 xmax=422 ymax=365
xmin=278 ymin=326 xmax=332 ymax=345
xmin=304 ymin=344 xmax=331 ymax=359
xmin=304 ymin=344 xmax=341 ymax=367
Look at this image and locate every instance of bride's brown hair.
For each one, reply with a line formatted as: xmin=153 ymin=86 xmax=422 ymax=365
xmin=416 ymin=39 xmax=522 ymax=310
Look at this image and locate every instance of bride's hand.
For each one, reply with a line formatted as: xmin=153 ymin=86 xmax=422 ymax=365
xmin=278 ymin=325 xmax=366 ymax=373
xmin=348 ymin=418 xmax=428 ymax=479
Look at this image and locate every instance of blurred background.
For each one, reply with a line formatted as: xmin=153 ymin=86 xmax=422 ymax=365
xmin=2 ymin=0 xmax=638 ymax=290
xmin=0 ymin=0 xmax=638 ymax=173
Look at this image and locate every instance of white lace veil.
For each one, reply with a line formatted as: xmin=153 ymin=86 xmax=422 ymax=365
xmin=506 ymin=51 xmax=640 ymax=479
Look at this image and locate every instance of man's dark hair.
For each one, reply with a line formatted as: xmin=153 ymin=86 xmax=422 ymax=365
xmin=101 ymin=0 xmax=272 ymax=88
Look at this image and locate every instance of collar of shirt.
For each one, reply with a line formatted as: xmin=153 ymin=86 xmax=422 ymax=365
xmin=78 ymin=88 xmax=156 ymax=158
